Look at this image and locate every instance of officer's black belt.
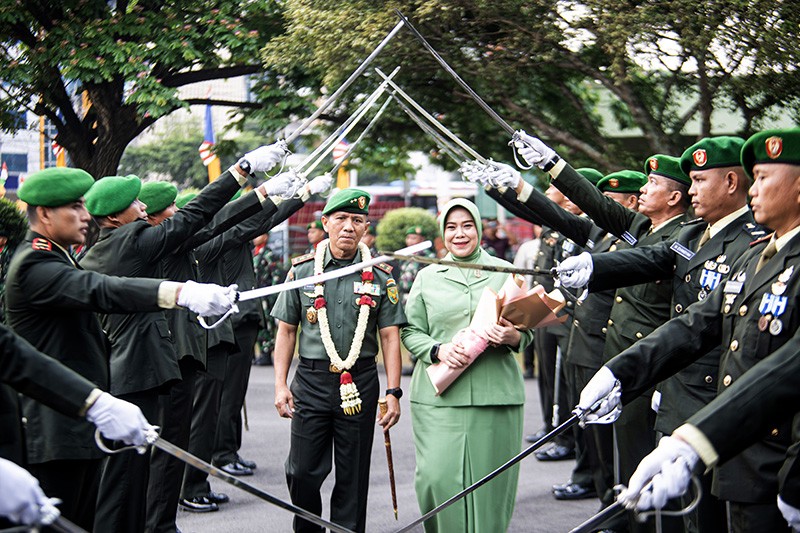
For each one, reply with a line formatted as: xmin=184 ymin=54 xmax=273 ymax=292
xmin=299 ymin=356 xmax=376 ymax=373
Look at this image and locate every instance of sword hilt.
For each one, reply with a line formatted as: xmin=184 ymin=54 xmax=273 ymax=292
xmin=509 ymin=131 xmax=534 ymax=170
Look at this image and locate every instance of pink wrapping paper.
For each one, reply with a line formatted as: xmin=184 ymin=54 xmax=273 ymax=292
xmin=426 ymin=274 xmax=567 ymax=396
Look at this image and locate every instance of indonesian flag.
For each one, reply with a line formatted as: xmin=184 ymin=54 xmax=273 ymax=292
xmin=332 ymin=138 xmax=350 ymax=164
xmin=51 ymin=140 xmax=64 ymax=158
xmin=198 ymin=105 xmax=218 ymax=167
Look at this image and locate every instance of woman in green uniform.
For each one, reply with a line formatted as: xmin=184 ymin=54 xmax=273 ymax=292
xmin=401 ymin=198 xmax=533 ymax=532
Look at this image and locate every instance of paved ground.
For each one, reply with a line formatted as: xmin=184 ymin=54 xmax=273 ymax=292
xmin=177 ymin=361 xmax=598 ymax=532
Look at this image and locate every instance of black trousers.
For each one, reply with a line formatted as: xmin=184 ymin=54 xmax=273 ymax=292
xmin=29 ymin=458 xmax=102 ymax=531
xmin=565 ymin=363 xmax=596 ymax=488
xmin=286 ymin=358 xmax=379 ymax=533
xmin=94 ymin=390 xmax=159 ymax=533
xmin=213 ymin=322 xmax=259 ymax=466
xmin=728 ymin=500 xmax=791 ymax=533
xmin=182 ymin=344 xmax=229 ymax=499
xmin=146 ymin=357 xmax=198 ymax=533
xmin=534 ymin=328 xmax=557 ymax=433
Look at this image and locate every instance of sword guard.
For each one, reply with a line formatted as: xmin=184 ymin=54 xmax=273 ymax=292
xmin=197 ymin=305 xmax=239 ymax=330
xmin=94 ymin=426 xmax=161 ymax=456
xmin=509 ymin=131 xmax=534 ymax=170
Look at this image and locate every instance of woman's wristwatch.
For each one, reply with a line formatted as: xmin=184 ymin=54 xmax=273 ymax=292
xmin=386 ymin=388 xmax=403 ymax=399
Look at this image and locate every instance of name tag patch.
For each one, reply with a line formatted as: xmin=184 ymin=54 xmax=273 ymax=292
xmin=670 ymin=241 xmax=695 ymax=261
xmin=353 ymin=282 xmax=380 ymax=296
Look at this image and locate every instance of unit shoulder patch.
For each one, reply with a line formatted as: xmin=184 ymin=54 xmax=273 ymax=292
xmin=291 ymin=253 xmax=315 ymax=266
xmin=375 ymin=262 xmax=393 ymax=274
xmin=32 ymin=238 xmax=52 ymax=251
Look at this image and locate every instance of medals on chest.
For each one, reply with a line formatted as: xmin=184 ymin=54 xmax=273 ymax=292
xmin=722 ymin=271 xmax=745 ymax=314
xmin=757 ymin=266 xmax=793 ymax=336
xmin=697 ymin=255 xmax=728 ymax=301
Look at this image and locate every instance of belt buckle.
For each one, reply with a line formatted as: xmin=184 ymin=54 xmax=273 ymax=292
xmin=329 ymin=364 xmax=343 ymax=374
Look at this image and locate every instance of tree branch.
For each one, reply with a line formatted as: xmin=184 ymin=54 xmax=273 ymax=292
xmin=160 ymin=65 xmax=263 ymax=88
xmin=183 ymin=98 xmax=262 ymax=109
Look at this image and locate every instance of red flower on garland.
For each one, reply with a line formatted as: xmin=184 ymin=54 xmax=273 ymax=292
xmin=313 ymin=296 xmax=327 ymax=309
xmin=361 ymin=271 xmax=374 ymax=282
xmin=357 ymin=295 xmax=374 ymax=306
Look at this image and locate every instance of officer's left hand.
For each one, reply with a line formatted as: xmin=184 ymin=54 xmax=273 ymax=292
xmin=778 ymin=495 xmax=800 ymax=530
xmin=177 ymin=281 xmax=239 ymax=316
xmin=378 ymin=394 xmax=400 ymax=431
xmin=484 ymin=317 xmax=521 ymax=348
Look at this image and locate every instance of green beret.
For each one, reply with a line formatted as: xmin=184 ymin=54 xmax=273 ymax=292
xmin=138 ymin=181 xmax=177 ymax=215
xmin=679 ymin=136 xmax=745 ymax=175
xmin=741 ymin=128 xmax=800 ymax=178
xmin=322 ymin=188 xmax=371 ymax=216
xmin=366 ymin=225 xmax=376 ymax=236
xmin=307 ymin=220 xmax=324 ymax=230
xmin=645 ymin=154 xmax=690 ymax=185
xmin=597 ymin=170 xmax=647 ymax=193
xmin=85 ymin=175 xmax=142 ymax=216
xmin=175 ymin=192 xmax=197 ymax=209
xmin=405 ymin=225 xmax=426 ymax=237
xmin=576 ymin=168 xmax=604 ymax=185
xmin=18 ymin=167 xmax=95 ymax=207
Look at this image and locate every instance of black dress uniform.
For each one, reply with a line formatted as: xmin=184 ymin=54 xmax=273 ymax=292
xmin=5 ymin=232 xmax=166 ymax=529
xmin=605 ymin=231 xmax=800 ymax=532
xmin=80 ymin=169 xmax=254 ymax=533
xmin=271 ymin=246 xmax=405 ymax=533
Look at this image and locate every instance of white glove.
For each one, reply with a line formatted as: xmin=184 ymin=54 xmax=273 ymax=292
xmin=778 ymin=496 xmax=800 ymax=530
xmin=486 ymin=162 xmax=522 ymax=189
xmin=306 ymin=173 xmax=334 ymax=196
xmin=458 ymin=160 xmax=491 ymax=186
xmin=513 ymin=130 xmax=558 ymax=170
xmin=575 ymin=366 xmax=621 ymax=425
xmin=555 ymin=252 xmax=594 ymax=288
xmin=86 ymin=392 xmax=150 ymax=446
xmin=263 ymin=170 xmax=307 ymax=199
xmin=618 ymin=436 xmax=699 ymax=511
xmin=0 ymin=458 xmax=55 ymax=525
xmin=177 ymin=280 xmax=238 ymax=317
xmin=244 ymin=141 xmax=288 ymax=173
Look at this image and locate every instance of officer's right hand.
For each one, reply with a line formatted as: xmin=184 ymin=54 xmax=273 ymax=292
xmin=0 ymin=458 xmax=54 ymax=525
xmin=245 ymin=141 xmax=288 ymax=173
xmin=555 ymin=252 xmax=594 ymax=288
xmin=86 ymin=392 xmax=151 ymax=447
xmin=178 ymin=281 xmax=239 ymax=316
xmin=575 ymin=366 xmax=621 ymax=425
xmin=274 ymin=385 xmax=294 ymax=419
xmin=486 ymin=162 xmax=522 ymax=190
xmin=305 ymin=173 xmax=334 ymax=196
xmin=458 ymin=160 xmax=490 ymax=185
xmin=778 ymin=496 xmax=800 ymax=530
xmin=513 ymin=130 xmax=558 ymax=170
xmin=264 ymin=170 xmax=308 ymax=199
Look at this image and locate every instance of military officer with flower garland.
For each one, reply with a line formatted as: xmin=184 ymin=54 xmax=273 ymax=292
xmin=271 ymin=188 xmax=404 ymax=533
xmin=578 ymin=127 xmax=800 ymax=532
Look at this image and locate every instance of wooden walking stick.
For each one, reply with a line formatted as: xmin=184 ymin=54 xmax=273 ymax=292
xmin=378 ymin=398 xmax=399 ymax=519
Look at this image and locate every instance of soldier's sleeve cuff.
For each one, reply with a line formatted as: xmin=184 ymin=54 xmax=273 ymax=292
xmin=227 ymin=165 xmax=249 ymax=187
xmin=549 ymin=158 xmax=567 ymax=180
xmin=518 ymin=181 xmax=534 ymax=203
xmin=158 ymin=281 xmax=182 ymax=309
xmin=673 ymin=423 xmax=719 ymax=472
xmin=79 ymin=388 xmax=104 ymax=417
xmin=299 ymin=187 xmax=311 ymax=203
xmin=268 ymin=195 xmax=285 ymax=206
xmin=254 ymin=188 xmax=266 ymax=203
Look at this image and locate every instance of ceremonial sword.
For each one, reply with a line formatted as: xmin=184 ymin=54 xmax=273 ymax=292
xmin=393 ymin=10 xmax=536 ymax=169
xmin=94 ymin=430 xmax=356 ymax=533
xmin=197 ymin=241 xmax=433 ymax=329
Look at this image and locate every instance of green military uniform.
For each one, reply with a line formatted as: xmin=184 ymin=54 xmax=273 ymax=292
xmin=271 ymin=189 xmax=405 ymax=533
xmin=606 ymin=128 xmax=800 ymax=531
xmin=80 ymin=169 xmax=249 ymax=533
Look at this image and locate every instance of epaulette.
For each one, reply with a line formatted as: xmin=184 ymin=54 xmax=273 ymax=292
xmin=32 ymin=238 xmax=52 ymax=251
xmin=743 ymin=222 xmax=767 ymax=239
xmin=680 ymin=217 xmax=705 ymax=226
xmin=375 ymin=262 xmax=393 ymax=274
xmin=291 ymin=253 xmax=315 ymax=266
xmin=750 ymin=232 xmax=774 ymax=246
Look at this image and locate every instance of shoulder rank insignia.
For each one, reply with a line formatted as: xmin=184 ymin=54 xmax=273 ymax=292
xmin=32 ymin=238 xmax=52 ymax=251
xmin=291 ymin=252 xmax=315 ymax=266
xmin=744 ymin=222 xmax=766 ymax=239
xmin=375 ymin=262 xmax=393 ymax=274
xmin=749 ymin=232 xmax=773 ymax=247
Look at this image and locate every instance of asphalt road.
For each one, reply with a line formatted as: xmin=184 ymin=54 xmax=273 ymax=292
xmin=177 ymin=362 xmax=598 ymax=533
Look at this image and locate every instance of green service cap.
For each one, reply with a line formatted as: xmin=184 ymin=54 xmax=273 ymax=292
xmin=741 ymin=128 xmax=800 ymax=178
xmin=307 ymin=220 xmax=324 ymax=230
xmin=597 ymin=170 xmax=648 ymax=193
xmin=138 ymin=181 xmax=178 ymax=215
xmin=18 ymin=167 xmax=95 ymax=207
xmin=405 ymin=225 xmax=427 ymax=237
xmin=576 ymin=168 xmax=604 ymax=185
xmin=645 ymin=154 xmax=690 ymax=185
xmin=85 ymin=175 xmax=142 ymax=216
xmin=322 ymin=188 xmax=371 ymax=216
xmin=175 ymin=192 xmax=197 ymax=209
xmin=679 ymin=136 xmax=745 ymax=175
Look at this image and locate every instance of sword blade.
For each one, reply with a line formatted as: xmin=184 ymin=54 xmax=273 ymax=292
xmin=569 ymin=501 xmax=627 ymax=533
xmin=394 ymin=10 xmax=515 ymax=135
xmin=151 ymin=438 xmax=355 ymax=533
xmin=283 ymin=20 xmax=405 ymax=144
xmin=330 ymin=94 xmax=394 ymax=175
xmin=384 ymin=251 xmax=552 ymax=278
xmin=239 ymin=241 xmax=432 ymax=302
xmin=393 ymin=414 xmax=580 ymax=533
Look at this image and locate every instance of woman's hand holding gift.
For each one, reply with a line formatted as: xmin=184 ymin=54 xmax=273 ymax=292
xmin=485 ymin=317 xmax=521 ymax=349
